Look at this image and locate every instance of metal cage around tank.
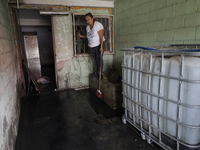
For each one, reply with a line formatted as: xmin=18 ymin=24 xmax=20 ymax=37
xmin=121 ymin=44 xmax=200 ymax=150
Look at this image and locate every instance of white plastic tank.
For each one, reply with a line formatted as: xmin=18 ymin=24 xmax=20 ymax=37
xmin=123 ymin=53 xmax=133 ymax=120
xmin=164 ymin=56 xmax=200 ymax=145
xmin=133 ymin=54 xmax=141 ymax=125
xmin=141 ymin=55 xmax=152 ymax=131
xmin=150 ymin=56 xmax=165 ymax=138
xmin=122 ymin=46 xmax=200 ymax=149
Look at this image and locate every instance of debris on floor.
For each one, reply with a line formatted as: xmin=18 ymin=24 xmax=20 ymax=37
xmin=37 ymin=76 xmax=51 ymax=84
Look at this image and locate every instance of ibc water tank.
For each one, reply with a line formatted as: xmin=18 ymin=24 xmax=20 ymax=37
xmin=150 ymin=56 xmax=169 ymax=138
xmin=123 ymin=53 xmax=133 ymax=120
xmin=164 ymin=56 xmax=200 ymax=145
xmin=122 ymin=45 xmax=200 ymax=149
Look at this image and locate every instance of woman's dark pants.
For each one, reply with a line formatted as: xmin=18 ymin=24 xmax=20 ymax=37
xmin=90 ymin=42 xmax=105 ymax=75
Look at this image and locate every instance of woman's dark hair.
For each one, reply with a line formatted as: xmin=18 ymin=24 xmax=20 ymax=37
xmin=85 ymin=12 xmax=93 ymax=18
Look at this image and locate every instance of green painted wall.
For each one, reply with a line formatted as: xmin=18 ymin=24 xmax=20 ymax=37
xmin=114 ymin=0 xmax=200 ymax=74
xmin=53 ymin=8 xmax=113 ymax=89
xmin=0 ymin=0 xmax=20 ymax=149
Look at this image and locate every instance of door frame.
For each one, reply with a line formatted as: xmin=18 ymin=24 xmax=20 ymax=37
xmin=9 ymin=4 xmax=69 ymax=90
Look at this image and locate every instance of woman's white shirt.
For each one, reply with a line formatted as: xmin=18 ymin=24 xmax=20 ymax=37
xmin=86 ymin=21 xmax=105 ymax=48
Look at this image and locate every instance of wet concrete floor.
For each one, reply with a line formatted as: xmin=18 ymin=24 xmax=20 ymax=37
xmin=15 ymin=89 xmax=162 ymax=150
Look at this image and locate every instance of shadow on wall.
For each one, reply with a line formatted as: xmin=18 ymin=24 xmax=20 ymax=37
xmin=114 ymin=57 xmax=123 ymax=76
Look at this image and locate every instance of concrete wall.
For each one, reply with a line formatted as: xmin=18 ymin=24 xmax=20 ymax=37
xmin=53 ymin=8 xmax=113 ymax=89
xmin=0 ymin=0 xmax=20 ymax=150
xmin=114 ymin=0 xmax=200 ymax=74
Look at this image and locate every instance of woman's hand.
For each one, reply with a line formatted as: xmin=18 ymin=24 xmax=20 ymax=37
xmin=100 ymin=47 xmax=103 ymax=55
xmin=78 ymin=34 xmax=87 ymax=39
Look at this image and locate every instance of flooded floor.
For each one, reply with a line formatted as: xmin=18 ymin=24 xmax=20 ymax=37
xmin=15 ymin=89 xmax=162 ymax=150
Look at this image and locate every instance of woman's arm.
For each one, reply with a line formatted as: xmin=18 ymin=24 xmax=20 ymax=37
xmin=78 ymin=33 xmax=87 ymax=39
xmin=98 ymin=29 xmax=104 ymax=54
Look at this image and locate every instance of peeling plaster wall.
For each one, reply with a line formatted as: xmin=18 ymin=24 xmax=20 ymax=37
xmin=52 ymin=8 xmax=113 ymax=89
xmin=0 ymin=0 xmax=20 ymax=149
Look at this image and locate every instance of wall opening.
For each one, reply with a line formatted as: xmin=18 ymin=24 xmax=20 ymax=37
xmin=19 ymin=9 xmax=56 ymax=94
xmin=23 ymin=32 xmax=42 ymax=80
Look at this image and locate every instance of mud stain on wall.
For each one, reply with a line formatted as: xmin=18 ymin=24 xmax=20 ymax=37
xmin=57 ymin=60 xmax=67 ymax=72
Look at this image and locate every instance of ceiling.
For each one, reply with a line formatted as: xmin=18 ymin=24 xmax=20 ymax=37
xmin=9 ymin=0 xmax=115 ymax=8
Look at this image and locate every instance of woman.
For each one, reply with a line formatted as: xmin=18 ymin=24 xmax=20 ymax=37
xmin=78 ymin=12 xmax=105 ymax=79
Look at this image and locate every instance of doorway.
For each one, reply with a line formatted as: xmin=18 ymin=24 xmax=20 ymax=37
xmin=19 ymin=9 xmax=56 ymax=94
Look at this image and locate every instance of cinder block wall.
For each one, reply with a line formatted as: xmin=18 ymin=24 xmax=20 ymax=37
xmin=114 ymin=0 xmax=200 ymax=74
xmin=0 ymin=0 xmax=20 ymax=149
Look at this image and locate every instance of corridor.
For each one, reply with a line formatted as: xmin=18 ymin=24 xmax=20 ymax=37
xmin=15 ymin=89 xmax=161 ymax=150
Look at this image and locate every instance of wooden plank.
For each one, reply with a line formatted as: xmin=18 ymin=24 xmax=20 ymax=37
xmin=23 ymin=62 xmax=42 ymax=93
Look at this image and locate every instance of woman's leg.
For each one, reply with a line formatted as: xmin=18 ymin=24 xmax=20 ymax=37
xmin=90 ymin=42 xmax=105 ymax=76
xmin=95 ymin=45 xmax=101 ymax=75
xmin=90 ymin=46 xmax=99 ymax=75
xmin=101 ymin=41 xmax=105 ymax=73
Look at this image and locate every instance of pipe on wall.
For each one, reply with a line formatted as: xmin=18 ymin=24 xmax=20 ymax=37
xmin=40 ymin=10 xmax=69 ymax=15
xmin=17 ymin=0 xmax=19 ymax=9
